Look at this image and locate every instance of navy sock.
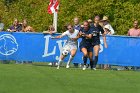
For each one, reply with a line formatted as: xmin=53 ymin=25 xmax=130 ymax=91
xmin=83 ymin=56 xmax=87 ymax=65
xmin=90 ymin=61 xmax=93 ymax=69
xmin=93 ymin=56 xmax=98 ymax=68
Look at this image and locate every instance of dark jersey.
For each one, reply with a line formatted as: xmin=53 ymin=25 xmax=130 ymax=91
xmin=91 ymin=24 xmax=104 ymax=39
xmin=90 ymin=24 xmax=104 ymax=45
xmin=79 ymin=27 xmax=93 ymax=52
xmin=80 ymin=27 xmax=93 ymax=45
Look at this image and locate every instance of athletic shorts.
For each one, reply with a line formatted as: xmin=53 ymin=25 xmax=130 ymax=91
xmin=79 ymin=42 xmax=93 ymax=52
xmin=63 ymin=43 xmax=77 ymax=51
xmin=92 ymin=39 xmax=100 ymax=47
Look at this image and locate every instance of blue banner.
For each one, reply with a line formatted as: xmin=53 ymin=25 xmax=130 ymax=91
xmin=0 ymin=32 xmax=140 ymax=66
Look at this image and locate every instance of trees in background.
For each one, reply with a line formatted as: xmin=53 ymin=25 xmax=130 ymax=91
xmin=0 ymin=0 xmax=140 ymax=35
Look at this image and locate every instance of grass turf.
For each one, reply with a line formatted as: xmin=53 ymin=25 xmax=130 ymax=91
xmin=0 ymin=64 xmax=140 ymax=93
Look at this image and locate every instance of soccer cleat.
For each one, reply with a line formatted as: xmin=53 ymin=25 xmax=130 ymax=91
xmin=83 ymin=65 xmax=86 ymax=70
xmin=55 ymin=62 xmax=58 ymax=66
xmin=66 ymin=65 xmax=70 ymax=68
xmin=48 ymin=62 xmax=52 ymax=66
xmin=93 ymin=68 xmax=97 ymax=70
xmin=57 ymin=66 xmax=60 ymax=69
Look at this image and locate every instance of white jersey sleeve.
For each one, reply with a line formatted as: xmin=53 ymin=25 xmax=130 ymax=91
xmin=61 ymin=30 xmax=69 ymax=37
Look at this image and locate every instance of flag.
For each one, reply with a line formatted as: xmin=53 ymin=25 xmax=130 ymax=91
xmin=48 ymin=0 xmax=59 ymax=14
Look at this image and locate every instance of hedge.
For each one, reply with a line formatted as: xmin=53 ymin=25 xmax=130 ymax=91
xmin=0 ymin=0 xmax=140 ymax=35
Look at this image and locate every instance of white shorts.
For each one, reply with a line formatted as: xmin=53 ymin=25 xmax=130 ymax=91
xmin=63 ymin=43 xmax=77 ymax=51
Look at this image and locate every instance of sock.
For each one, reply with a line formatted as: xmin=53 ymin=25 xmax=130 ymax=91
xmin=93 ymin=56 xmax=98 ymax=68
xmin=67 ymin=55 xmax=74 ymax=66
xmin=57 ymin=59 xmax=63 ymax=67
xmin=83 ymin=56 xmax=88 ymax=65
xmin=90 ymin=61 xmax=93 ymax=69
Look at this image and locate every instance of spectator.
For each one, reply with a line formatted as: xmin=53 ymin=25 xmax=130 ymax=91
xmin=0 ymin=17 xmax=4 ymax=31
xmin=73 ymin=17 xmax=81 ymax=31
xmin=103 ymin=25 xmax=112 ymax=70
xmin=24 ymin=26 xmax=35 ymax=32
xmin=128 ymin=20 xmax=140 ymax=36
xmin=7 ymin=18 xmax=22 ymax=32
xmin=101 ymin=16 xmax=114 ymax=70
xmin=104 ymin=25 xmax=112 ymax=35
xmin=7 ymin=18 xmax=23 ymax=64
xmin=73 ymin=17 xmax=81 ymax=67
xmin=118 ymin=20 xmax=140 ymax=71
xmin=0 ymin=17 xmax=9 ymax=64
xmin=22 ymin=20 xmax=34 ymax=64
xmin=88 ymin=19 xmax=94 ymax=27
xmin=43 ymin=25 xmax=57 ymax=66
xmin=128 ymin=20 xmax=140 ymax=70
xmin=43 ymin=25 xmax=56 ymax=34
xmin=21 ymin=19 xmax=28 ymax=32
xmin=101 ymin=16 xmax=115 ymax=35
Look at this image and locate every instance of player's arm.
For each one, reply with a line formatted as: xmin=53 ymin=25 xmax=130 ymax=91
xmin=51 ymin=31 xmax=67 ymax=39
xmin=54 ymin=35 xmax=63 ymax=39
xmin=82 ymin=30 xmax=92 ymax=39
xmin=77 ymin=30 xmax=92 ymax=39
xmin=71 ymin=31 xmax=80 ymax=41
xmin=84 ymin=34 xmax=92 ymax=39
xmin=102 ymin=32 xmax=108 ymax=48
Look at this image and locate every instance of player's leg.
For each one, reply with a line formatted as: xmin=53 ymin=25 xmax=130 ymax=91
xmin=93 ymin=45 xmax=100 ymax=69
xmin=66 ymin=49 xmax=77 ymax=68
xmin=88 ymin=51 xmax=93 ymax=69
xmin=81 ymin=48 xmax=88 ymax=70
xmin=57 ymin=44 xmax=69 ymax=69
xmin=57 ymin=54 xmax=65 ymax=69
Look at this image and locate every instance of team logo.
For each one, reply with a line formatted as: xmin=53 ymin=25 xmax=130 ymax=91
xmin=0 ymin=34 xmax=18 ymax=56
xmin=99 ymin=40 xmax=104 ymax=53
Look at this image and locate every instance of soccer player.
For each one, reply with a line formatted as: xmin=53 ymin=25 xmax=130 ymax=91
xmin=52 ymin=24 xmax=79 ymax=69
xmin=91 ymin=16 xmax=108 ymax=70
xmin=79 ymin=21 xmax=93 ymax=70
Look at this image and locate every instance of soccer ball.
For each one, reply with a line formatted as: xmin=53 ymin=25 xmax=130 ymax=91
xmin=62 ymin=49 xmax=69 ymax=56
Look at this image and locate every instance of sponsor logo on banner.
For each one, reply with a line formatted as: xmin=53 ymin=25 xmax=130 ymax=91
xmin=0 ymin=34 xmax=18 ymax=56
xmin=100 ymin=39 xmax=104 ymax=53
xmin=43 ymin=35 xmax=67 ymax=60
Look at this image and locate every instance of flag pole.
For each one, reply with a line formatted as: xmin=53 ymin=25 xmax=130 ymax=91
xmin=53 ymin=11 xmax=58 ymax=32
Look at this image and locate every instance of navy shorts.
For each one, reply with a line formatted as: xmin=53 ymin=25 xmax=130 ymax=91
xmin=79 ymin=42 xmax=93 ymax=52
xmin=92 ymin=39 xmax=100 ymax=47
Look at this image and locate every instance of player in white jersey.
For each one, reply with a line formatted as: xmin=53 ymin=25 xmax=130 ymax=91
xmin=52 ymin=24 xmax=79 ymax=69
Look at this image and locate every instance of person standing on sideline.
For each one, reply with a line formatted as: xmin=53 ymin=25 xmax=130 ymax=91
xmin=88 ymin=19 xmax=94 ymax=27
xmin=43 ymin=25 xmax=57 ymax=66
xmin=127 ymin=20 xmax=140 ymax=70
xmin=73 ymin=17 xmax=81 ymax=67
xmin=21 ymin=19 xmax=28 ymax=32
xmin=7 ymin=18 xmax=22 ymax=32
xmin=128 ymin=20 xmax=140 ymax=36
xmin=73 ymin=17 xmax=81 ymax=31
xmin=101 ymin=16 xmax=115 ymax=35
xmin=91 ymin=16 xmax=108 ymax=70
xmin=24 ymin=26 xmax=35 ymax=32
xmin=0 ymin=17 xmax=8 ymax=64
xmin=0 ymin=17 xmax=4 ymax=31
xmin=79 ymin=21 xmax=93 ymax=70
xmin=43 ymin=25 xmax=57 ymax=35
xmin=118 ymin=20 xmax=140 ymax=71
xmin=52 ymin=24 xmax=79 ymax=69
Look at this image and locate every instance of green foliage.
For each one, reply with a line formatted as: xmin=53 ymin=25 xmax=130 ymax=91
xmin=0 ymin=0 xmax=140 ymax=34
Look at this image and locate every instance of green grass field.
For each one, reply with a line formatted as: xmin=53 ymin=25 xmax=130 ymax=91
xmin=0 ymin=64 xmax=140 ymax=93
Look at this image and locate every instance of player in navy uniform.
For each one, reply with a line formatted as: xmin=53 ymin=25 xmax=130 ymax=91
xmin=79 ymin=21 xmax=93 ymax=70
xmin=91 ymin=16 xmax=108 ymax=70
